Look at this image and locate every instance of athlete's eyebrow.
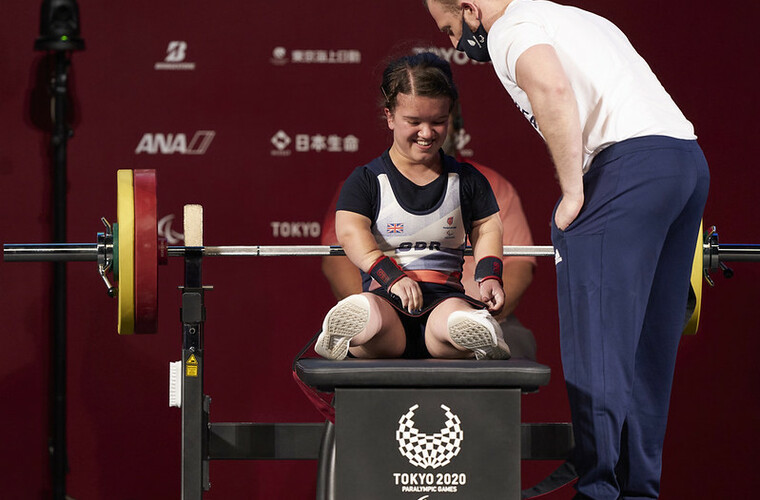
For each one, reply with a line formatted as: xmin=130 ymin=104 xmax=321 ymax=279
xmin=401 ymin=113 xmax=449 ymax=122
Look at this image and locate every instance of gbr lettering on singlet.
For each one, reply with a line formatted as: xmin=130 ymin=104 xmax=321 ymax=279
xmin=397 ymin=241 xmax=443 ymax=251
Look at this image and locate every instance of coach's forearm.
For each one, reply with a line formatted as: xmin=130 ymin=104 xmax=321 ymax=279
xmin=516 ymin=44 xmax=584 ymax=202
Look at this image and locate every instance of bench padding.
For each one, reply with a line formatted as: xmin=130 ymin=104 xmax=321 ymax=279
xmin=295 ymin=358 xmax=551 ymax=392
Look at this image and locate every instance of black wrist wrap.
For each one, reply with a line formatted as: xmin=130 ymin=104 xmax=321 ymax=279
xmin=369 ymin=256 xmax=406 ymax=291
xmin=475 ymin=256 xmax=503 ymax=286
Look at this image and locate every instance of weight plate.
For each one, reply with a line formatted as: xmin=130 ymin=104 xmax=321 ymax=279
xmin=117 ymin=170 xmax=135 ymax=335
xmin=133 ymin=169 xmax=158 ymax=334
xmin=683 ymin=221 xmax=703 ymax=335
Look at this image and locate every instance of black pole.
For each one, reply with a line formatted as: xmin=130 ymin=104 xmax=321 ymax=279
xmin=50 ymin=50 xmax=69 ymax=500
xmin=34 ymin=1 xmax=84 ymax=498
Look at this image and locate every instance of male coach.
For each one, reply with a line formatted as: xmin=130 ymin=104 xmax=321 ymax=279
xmin=422 ymin=1 xmax=709 ymax=499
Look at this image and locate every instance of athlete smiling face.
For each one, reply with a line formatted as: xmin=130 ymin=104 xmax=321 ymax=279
xmin=378 ymin=52 xmax=458 ymax=176
xmin=385 ymin=93 xmax=451 ymax=169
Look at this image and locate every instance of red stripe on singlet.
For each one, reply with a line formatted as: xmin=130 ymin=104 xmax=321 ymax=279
xmin=404 ymin=270 xmax=464 ymax=291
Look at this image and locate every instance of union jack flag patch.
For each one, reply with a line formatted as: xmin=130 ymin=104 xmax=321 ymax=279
xmin=387 ymin=223 xmax=404 ymax=234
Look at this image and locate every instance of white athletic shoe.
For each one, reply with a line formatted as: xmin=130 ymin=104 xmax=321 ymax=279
xmin=447 ymin=309 xmax=511 ymax=360
xmin=315 ymin=294 xmax=371 ymax=360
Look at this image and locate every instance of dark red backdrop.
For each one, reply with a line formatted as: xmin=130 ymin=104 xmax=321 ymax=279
xmin=1 ymin=1 xmax=758 ymax=498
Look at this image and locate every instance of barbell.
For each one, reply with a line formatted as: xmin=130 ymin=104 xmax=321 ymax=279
xmin=3 ymin=169 xmax=759 ymax=335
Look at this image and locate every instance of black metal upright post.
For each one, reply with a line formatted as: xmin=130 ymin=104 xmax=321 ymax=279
xmin=50 ymin=49 xmax=70 ymax=500
xmin=34 ymin=1 xmax=84 ymax=498
xmin=181 ymin=248 xmax=208 ymax=499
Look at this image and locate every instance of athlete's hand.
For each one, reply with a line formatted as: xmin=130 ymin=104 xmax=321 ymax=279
xmin=479 ymin=279 xmax=505 ymax=315
xmin=554 ymin=194 xmax=584 ymax=231
xmin=389 ymin=277 xmax=424 ymax=314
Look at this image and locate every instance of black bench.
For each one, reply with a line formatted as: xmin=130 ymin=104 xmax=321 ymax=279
xmin=295 ymin=358 xmax=574 ymax=500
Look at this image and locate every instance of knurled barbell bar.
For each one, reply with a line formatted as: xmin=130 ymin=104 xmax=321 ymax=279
xmin=3 ymin=243 xmax=556 ymax=259
xmin=3 ymin=169 xmax=759 ymax=336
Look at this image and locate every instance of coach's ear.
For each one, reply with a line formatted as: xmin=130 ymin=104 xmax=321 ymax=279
xmin=461 ymin=1 xmax=482 ymax=23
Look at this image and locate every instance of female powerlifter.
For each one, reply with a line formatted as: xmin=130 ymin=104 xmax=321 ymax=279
xmin=315 ymin=52 xmax=510 ymax=360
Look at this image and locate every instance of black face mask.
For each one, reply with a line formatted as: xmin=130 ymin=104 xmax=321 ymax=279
xmin=457 ymin=16 xmax=491 ymax=62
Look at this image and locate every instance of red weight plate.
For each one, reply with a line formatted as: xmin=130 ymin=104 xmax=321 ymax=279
xmin=133 ymin=169 xmax=158 ymax=334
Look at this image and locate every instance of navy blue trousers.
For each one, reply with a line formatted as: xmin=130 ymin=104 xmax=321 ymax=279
xmin=551 ymin=136 xmax=710 ymax=500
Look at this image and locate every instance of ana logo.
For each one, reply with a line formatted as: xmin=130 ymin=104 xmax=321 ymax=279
xmin=155 ymin=41 xmax=196 ymax=70
xmin=396 ymin=404 xmax=463 ymax=469
xmin=135 ymin=131 xmax=215 ymax=155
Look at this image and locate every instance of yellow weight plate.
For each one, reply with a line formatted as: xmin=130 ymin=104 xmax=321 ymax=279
xmin=683 ymin=220 xmax=703 ymax=335
xmin=117 ymin=170 xmax=135 ymax=335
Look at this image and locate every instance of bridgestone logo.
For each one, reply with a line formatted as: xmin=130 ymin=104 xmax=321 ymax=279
xmin=155 ymin=41 xmax=196 ymax=70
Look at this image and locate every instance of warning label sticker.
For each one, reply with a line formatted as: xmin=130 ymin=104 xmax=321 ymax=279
xmin=186 ymin=354 xmax=198 ymax=377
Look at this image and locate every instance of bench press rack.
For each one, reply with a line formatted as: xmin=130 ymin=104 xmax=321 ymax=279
xmin=176 ymin=238 xmax=573 ymax=499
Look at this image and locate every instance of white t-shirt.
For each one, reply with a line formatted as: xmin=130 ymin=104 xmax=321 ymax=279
xmin=488 ymin=0 xmax=696 ymax=170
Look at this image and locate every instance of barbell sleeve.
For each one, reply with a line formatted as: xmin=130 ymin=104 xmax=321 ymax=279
xmin=714 ymin=244 xmax=760 ymax=263
xmin=3 ymin=243 xmax=99 ymax=262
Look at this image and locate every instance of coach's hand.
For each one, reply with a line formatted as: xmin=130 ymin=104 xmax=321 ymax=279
xmin=555 ymin=193 xmax=584 ymax=231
